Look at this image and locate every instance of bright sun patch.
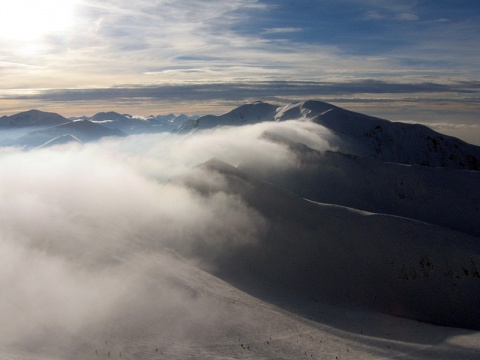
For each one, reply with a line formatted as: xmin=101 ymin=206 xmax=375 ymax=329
xmin=0 ymin=0 xmax=77 ymax=42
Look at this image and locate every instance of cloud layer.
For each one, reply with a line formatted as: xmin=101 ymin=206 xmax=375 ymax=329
xmin=0 ymin=120 xmax=336 ymax=352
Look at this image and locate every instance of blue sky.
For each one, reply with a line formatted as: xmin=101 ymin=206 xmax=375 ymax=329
xmin=0 ymin=0 xmax=479 ymax=143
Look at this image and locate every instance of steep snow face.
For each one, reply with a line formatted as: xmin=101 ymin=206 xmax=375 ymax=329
xmin=273 ymin=100 xmax=480 ymax=170
xmin=175 ymin=118 xmax=199 ymax=134
xmin=319 ymin=112 xmax=480 ymax=170
xmin=275 ymin=100 xmax=335 ymax=121
xmin=0 ymin=109 xmax=69 ymax=128
xmin=195 ymin=101 xmax=279 ymax=129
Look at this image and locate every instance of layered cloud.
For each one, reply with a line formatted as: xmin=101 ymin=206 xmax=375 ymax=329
xmin=1 ymin=0 xmax=478 ymax=88
xmin=0 ymin=0 xmax=478 ymax=142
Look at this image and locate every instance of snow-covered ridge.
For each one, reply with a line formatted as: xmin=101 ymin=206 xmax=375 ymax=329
xmin=0 ymin=109 xmax=68 ymax=127
xmin=241 ymin=132 xmax=480 ymax=237
xmin=9 ymin=120 xmax=125 ymax=148
xmin=195 ymin=158 xmax=480 ymax=330
xmin=2 ymin=100 xmax=479 ymax=171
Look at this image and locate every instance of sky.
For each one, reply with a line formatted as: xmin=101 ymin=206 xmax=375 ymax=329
xmin=0 ymin=0 xmax=479 ymax=143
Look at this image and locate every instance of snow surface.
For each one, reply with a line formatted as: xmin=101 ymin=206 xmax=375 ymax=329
xmin=8 ymin=120 xmax=125 ymax=149
xmin=1 ymin=101 xmax=479 ymax=172
xmin=0 ymin=100 xmax=479 ymax=359
xmin=239 ymin=132 xmax=480 ymax=237
xmin=0 ymin=109 xmax=69 ymax=128
xmin=89 ymin=111 xmax=199 ymax=135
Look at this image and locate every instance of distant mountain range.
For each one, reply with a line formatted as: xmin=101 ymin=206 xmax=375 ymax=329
xmin=1 ymin=100 xmax=478 ymax=170
xmin=0 ymin=109 xmax=68 ymax=128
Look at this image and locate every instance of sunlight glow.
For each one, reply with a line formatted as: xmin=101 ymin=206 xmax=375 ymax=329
xmin=0 ymin=0 xmax=77 ymax=42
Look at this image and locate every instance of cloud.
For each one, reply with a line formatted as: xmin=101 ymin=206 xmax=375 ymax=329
xmin=0 ymin=0 xmax=476 ymax=90
xmin=365 ymin=10 xmax=385 ymax=20
xmin=263 ymin=27 xmax=303 ymax=34
xmin=0 ymin=120 xmax=337 ymax=351
xmin=4 ymin=79 xmax=478 ymax=103
xmin=395 ymin=13 xmax=419 ymax=21
xmin=0 ymin=61 xmax=43 ymax=69
xmin=0 ymin=0 xmax=478 ymax=134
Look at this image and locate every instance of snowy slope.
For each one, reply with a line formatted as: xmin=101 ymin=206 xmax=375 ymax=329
xmin=89 ymin=112 xmax=198 ymax=134
xmin=91 ymin=111 xmax=134 ymax=124
xmin=239 ymin=132 xmax=480 ymax=237
xmin=2 ymin=101 xmax=479 ymax=170
xmin=274 ymin=100 xmax=480 ymax=170
xmin=1 ymin=100 xmax=480 ymax=359
xmin=3 ymin=247 xmax=479 ymax=360
xmin=176 ymin=99 xmax=480 ymax=170
xmin=143 ymin=115 xmax=188 ymax=133
xmin=1 ymin=155 xmax=479 ymax=359
xmin=36 ymin=134 xmax=83 ymax=149
xmin=90 ymin=111 xmax=153 ymax=134
xmin=192 ymin=101 xmax=278 ymax=131
xmin=10 ymin=120 xmax=125 ymax=148
xmin=191 ymin=158 xmax=480 ymax=330
xmin=0 ymin=109 xmax=69 ymax=128
xmin=1 ymin=123 xmax=479 ymax=359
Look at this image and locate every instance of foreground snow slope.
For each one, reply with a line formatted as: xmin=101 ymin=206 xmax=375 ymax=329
xmin=188 ymin=159 xmax=480 ymax=330
xmin=3 ymin=156 xmax=479 ymax=359
xmin=2 ymin=243 xmax=479 ymax=360
xmin=239 ymin=132 xmax=480 ymax=237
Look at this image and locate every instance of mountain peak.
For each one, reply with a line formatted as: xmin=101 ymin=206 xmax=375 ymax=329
xmin=91 ymin=111 xmax=128 ymax=121
xmin=0 ymin=109 xmax=68 ymax=128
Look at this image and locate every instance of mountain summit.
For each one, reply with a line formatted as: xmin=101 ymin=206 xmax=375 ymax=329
xmin=0 ymin=109 xmax=69 ymax=128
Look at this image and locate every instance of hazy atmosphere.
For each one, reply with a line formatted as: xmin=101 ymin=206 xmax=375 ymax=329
xmin=1 ymin=1 xmax=480 ymax=359
xmin=0 ymin=0 xmax=479 ymax=143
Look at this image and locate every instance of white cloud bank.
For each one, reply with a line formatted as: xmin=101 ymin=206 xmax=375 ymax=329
xmin=0 ymin=120 xmax=335 ymax=352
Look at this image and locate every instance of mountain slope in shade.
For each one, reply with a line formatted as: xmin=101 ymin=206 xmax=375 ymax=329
xmin=3 ymin=247 xmax=479 ymax=360
xmin=0 ymin=109 xmax=69 ymax=128
xmin=192 ymin=101 xmax=279 ymax=131
xmin=11 ymin=120 xmax=125 ymax=148
xmin=91 ymin=111 xmax=130 ymax=122
xmin=2 ymin=101 xmax=479 ymax=171
xmin=36 ymin=134 xmax=83 ymax=149
xmin=239 ymin=132 xmax=480 ymax=237
xmin=189 ymin=158 xmax=480 ymax=330
xmin=275 ymin=100 xmax=480 ymax=170
xmin=175 ymin=99 xmax=480 ymax=171
xmin=1 ymin=118 xmax=480 ymax=360
xmin=90 ymin=111 xmax=152 ymax=134
xmin=90 ymin=111 xmax=198 ymax=134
